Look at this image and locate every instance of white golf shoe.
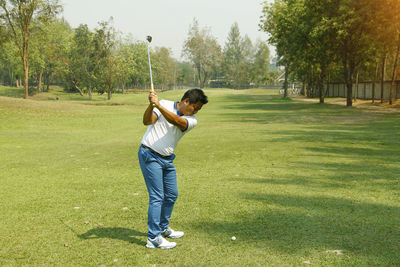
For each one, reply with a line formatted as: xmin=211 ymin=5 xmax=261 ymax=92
xmin=161 ymin=227 xmax=184 ymax=239
xmin=146 ymin=235 xmax=176 ymax=249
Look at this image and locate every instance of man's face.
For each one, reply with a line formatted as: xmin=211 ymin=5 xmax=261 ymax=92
xmin=181 ymin=99 xmax=203 ymax=116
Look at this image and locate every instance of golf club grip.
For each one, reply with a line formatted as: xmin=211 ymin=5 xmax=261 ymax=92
xmin=150 ymin=84 xmax=155 ymax=107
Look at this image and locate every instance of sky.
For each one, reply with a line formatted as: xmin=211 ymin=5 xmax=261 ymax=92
xmin=62 ymin=0 xmax=273 ymax=60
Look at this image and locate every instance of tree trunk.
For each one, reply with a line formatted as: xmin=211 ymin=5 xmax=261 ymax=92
xmin=23 ymin=48 xmax=29 ymax=98
xmin=9 ymin=69 xmax=14 ymax=86
xmin=122 ymin=84 xmax=125 ymax=95
xmin=46 ymin=73 xmax=54 ymax=92
xmin=306 ymin=74 xmax=312 ymax=97
xmin=38 ymin=68 xmax=43 ymax=93
xmin=301 ymin=82 xmax=305 ymax=96
xmin=22 ymin=23 xmax=29 ymax=99
xmin=389 ymin=35 xmax=400 ymax=105
xmin=88 ymin=87 xmax=92 ymax=100
xmin=107 ymin=90 xmax=112 ymax=100
xmin=354 ymin=71 xmax=359 ymax=103
xmin=346 ymin=80 xmax=353 ymax=107
xmin=71 ymin=79 xmax=84 ymax=96
xmin=326 ymin=73 xmax=330 ymax=98
xmin=283 ymin=65 xmax=289 ymax=98
xmin=343 ymin=60 xmax=353 ymax=107
xmin=87 ymin=80 xmax=92 ymax=100
xmin=319 ymin=65 xmax=326 ymax=104
xmin=200 ymin=68 xmax=208 ymax=89
xmin=16 ymin=79 xmax=19 ymax=88
xmin=196 ymin=65 xmax=202 ymax=88
xmin=319 ymin=81 xmax=325 ymax=103
xmin=342 ymin=44 xmax=354 ymax=107
xmin=372 ymin=62 xmax=378 ymax=103
xmin=381 ymin=53 xmax=387 ymax=103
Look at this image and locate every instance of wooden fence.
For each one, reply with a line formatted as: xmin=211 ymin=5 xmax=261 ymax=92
xmin=325 ymin=81 xmax=400 ymax=100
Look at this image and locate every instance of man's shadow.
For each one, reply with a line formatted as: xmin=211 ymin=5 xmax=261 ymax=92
xmin=78 ymin=227 xmax=147 ymax=246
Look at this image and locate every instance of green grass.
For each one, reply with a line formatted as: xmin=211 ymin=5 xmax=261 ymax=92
xmin=0 ymin=86 xmax=399 ymax=266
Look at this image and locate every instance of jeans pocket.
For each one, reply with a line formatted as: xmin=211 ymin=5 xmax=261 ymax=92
xmin=143 ymin=149 xmax=156 ymax=163
xmin=139 ymin=147 xmax=149 ymax=163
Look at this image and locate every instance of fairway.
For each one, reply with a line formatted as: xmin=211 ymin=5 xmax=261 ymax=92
xmin=0 ymin=89 xmax=399 ymax=266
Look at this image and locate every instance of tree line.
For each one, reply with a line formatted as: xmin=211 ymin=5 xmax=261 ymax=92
xmin=0 ymin=0 xmax=276 ymax=100
xmin=260 ymin=0 xmax=400 ymax=106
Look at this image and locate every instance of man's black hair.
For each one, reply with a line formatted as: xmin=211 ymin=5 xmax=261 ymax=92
xmin=181 ymin=88 xmax=208 ymax=104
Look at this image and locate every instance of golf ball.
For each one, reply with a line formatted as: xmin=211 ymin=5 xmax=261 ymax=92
xmin=231 ymin=236 xmax=236 ymax=241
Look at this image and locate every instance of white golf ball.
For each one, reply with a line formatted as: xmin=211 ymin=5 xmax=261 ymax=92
xmin=231 ymin=236 xmax=236 ymax=241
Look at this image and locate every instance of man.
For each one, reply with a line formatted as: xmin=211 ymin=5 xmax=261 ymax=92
xmin=138 ymin=88 xmax=208 ymax=249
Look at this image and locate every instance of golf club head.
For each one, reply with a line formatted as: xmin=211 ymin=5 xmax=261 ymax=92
xmin=146 ymin=35 xmax=152 ymax=43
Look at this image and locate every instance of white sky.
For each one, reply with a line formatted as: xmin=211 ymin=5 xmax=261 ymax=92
xmin=62 ymin=0 xmax=273 ymax=60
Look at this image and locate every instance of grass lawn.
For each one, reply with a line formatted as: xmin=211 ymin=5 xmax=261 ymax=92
xmin=0 ymin=86 xmax=399 ymax=266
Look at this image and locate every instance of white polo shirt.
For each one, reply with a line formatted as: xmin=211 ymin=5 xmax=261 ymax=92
xmin=141 ymin=100 xmax=197 ymax=156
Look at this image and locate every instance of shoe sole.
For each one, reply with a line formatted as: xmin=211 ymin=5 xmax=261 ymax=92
xmin=146 ymin=243 xmax=177 ymax=249
xmin=164 ymin=235 xmax=184 ymax=239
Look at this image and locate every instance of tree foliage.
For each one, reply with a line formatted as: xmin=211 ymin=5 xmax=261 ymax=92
xmin=0 ymin=6 xmax=277 ymax=99
xmin=261 ymin=0 xmax=400 ymax=106
xmin=223 ymin=23 xmax=255 ymax=88
xmin=183 ymin=18 xmax=223 ymax=88
xmin=0 ymin=0 xmax=61 ymax=98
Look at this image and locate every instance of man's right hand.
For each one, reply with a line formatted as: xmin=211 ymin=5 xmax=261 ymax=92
xmin=149 ymin=91 xmax=160 ymax=107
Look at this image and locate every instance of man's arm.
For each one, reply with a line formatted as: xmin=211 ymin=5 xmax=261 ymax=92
xmin=149 ymin=91 xmax=187 ymax=131
xmin=142 ymin=103 xmax=158 ymax=125
xmin=156 ymin=104 xmax=187 ymax=131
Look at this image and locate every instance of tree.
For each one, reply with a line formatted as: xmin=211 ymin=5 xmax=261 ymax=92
xmin=261 ymin=0 xmax=305 ymax=98
xmin=176 ymin=61 xmax=195 ymax=87
xmin=128 ymin=41 xmax=149 ymax=88
xmin=0 ymin=38 xmax=22 ymax=85
xmin=261 ymin=0 xmax=381 ymax=105
xmin=29 ymin=18 xmax=71 ymax=93
xmin=66 ymin=24 xmax=94 ymax=98
xmin=0 ymin=0 xmax=61 ymax=98
xmin=223 ymin=23 xmax=254 ymax=88
xmin=332 ymin=1 xmax=379 ymax=106
xmin=41 ymin=18 xmax=71 ymax=91
xmin=252 ymin=40 xmax=270 ymax=86
xmin=303 ymin=0 xmax=339 ymax=103
xmin=152 ymin=47 xmax=176 ymax=90
xmin=115 ymin=40 xmax=134 ymax=93
xmin=183 ymin=18 xmax=222 ymax=88
xmin=0 ymin=16 xmax=7 ymax=42
xmin=92 ymin=19 xmax=118 ymax=100
xmin=385 ymin=0 xmax=400 ymax=105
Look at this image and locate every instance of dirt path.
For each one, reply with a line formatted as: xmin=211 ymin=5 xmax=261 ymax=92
xmin=293 ymin=96 xmax=400 ymax=114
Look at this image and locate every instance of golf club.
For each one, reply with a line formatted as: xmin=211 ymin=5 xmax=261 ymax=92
xmin=146 ymin=35 xmax=156 ymax=107
xmin=146 ymin=35 xmax=154 ymax=92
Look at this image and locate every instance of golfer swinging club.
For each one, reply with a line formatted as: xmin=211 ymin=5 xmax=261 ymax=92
xmin=138 ymin=88 xmax=208 ymax=249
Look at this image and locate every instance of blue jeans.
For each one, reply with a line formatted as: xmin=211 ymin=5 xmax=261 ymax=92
xmin=138 ymin=145 xmax=178 ymax=239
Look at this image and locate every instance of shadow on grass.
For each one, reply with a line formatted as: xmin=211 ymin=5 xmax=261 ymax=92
xmin=78 ymin=227 xmax=146 ymax=246
xmin=219 ymin=93 xmax=389 ymax=125
xmin=0 ymin=86 xmax=118 ymax=103
xmin=190 ymin=193 xmax=400 ymax=262
xmin=0 ymin=87 xmax=24 ymax=98
xmin=230 ymin=162 xmax=400 ymax=190
xmin=192 ymin=92 xmax=400 ymax=262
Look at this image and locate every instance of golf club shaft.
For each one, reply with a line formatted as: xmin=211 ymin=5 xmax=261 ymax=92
xmin=146 ymin=39 xmax=156 ymax=107
xmin=146 ymin=42 xmax=154 ymax=92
